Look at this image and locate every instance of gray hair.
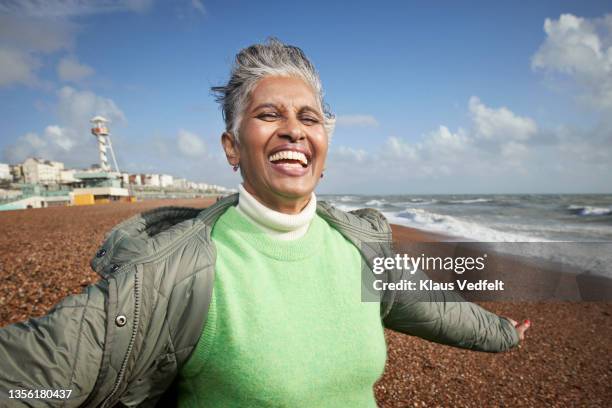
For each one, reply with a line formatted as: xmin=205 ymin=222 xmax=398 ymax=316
xmin=211 ymin=38 xmax=335 ymax=142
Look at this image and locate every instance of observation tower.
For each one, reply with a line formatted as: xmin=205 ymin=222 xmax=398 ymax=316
xmin=90 ymin=116 xmax=120 ymax=173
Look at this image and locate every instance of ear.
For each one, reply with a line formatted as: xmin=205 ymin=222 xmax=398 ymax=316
xmin=221 ymin=132 xmax=240 ymax=166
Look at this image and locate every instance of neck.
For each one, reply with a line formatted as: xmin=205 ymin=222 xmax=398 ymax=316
xmin=236 ymin=184 xmax=316 ymax=240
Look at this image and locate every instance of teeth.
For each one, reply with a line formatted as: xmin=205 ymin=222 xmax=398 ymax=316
xmin=268 ymin=150 xmax=308 ymax=166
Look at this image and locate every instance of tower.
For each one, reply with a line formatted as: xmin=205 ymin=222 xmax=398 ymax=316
xmin=90 ymin=116 xmax=120 ymax=173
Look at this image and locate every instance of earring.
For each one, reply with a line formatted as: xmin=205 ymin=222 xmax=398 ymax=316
xmin=232 ymin=164 xmax=239 ymax=172
xmin=320 ymin=172 xmax=324 ymax=179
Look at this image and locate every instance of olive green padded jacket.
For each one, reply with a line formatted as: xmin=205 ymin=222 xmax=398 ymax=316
xmin=0 ymin=194 xmax=519 ymax=407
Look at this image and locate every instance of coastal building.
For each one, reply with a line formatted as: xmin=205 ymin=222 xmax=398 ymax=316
xmin=173 ymin=178 xmax=188 ymax=190
xmin=128 ymin=174 xmax=143 ymax=185
xmin=70 ymin=172 xmax=129 ymax=205
xmin=60 ymin=169 xmax=78 ymax=184
xmin=144 ymin=174 xmax=161 ymax=188
xmin=9 ymin=164 xmax=23 ymax=182
xmin=160 ymin=174 xmax=174 ymax=188
xmin=22 ymin=158 xmax=64 ymax=185
xmin=0 ymin=163 xmax=10 ymax=180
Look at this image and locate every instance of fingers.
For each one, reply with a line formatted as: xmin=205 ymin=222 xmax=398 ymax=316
xmin=515 ymin=319 xmax=531 ymax=341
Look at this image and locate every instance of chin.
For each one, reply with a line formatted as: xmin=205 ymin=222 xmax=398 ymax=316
xmin=271 ymin=180 xmax=315 ymax=199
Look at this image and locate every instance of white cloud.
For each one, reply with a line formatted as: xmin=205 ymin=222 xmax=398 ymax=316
xmin=3 ymin=87 xmax=126 ymax=165
xmin=57 ymin=56 xmax=94 ymax=82
xmin=0 ymin=1 xmax=150 ymax=87
xmin=0 ymin=14 xmax=76 ymax=53
xmin=335 ymin=114 xmax=379 ymax=127
xmin=501 ymin=141 xmax=529 ymax=159
xmin=3 ymin=126 xmax=77 ymax=161
xmin=0 ymin=47 xmax=41 ymax=87
xmin=532 ymin=13 xmax=612 ymax=111
xmin=57 ymin=86 xmax=126 ymax=127
xmin=425 ymin=126 xmax=469 ymax=152
xmin=333 ymin=146 xmax=368 ymax=162
xmin=0 ymin=0 xmax=153 ymax=18
xmin=191 ymin=0 xmax=206 ymax=15
xmin=324 ymin=97 xmax=551 ymax=190
xmin=469 ymin=96 xmax=538 ymax=142
xmin=44 ymin=125 xmax=75 ymax=151
xmin=385 ymin=136 xmax=419 ymax=160
xmin=177 ymin=129 xmax=206 ymax=157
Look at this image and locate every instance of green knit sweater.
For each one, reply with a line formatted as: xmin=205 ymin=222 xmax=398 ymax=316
xmin=177 ymin=206 xmax=387 ymax=407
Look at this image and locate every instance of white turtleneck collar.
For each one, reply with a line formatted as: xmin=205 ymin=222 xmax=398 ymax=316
xmin=235 ymin=184 xmax=316 ymax=241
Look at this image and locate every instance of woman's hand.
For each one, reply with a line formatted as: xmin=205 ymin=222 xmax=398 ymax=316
xmin=506 ymin=318 xmax=531 ymax=341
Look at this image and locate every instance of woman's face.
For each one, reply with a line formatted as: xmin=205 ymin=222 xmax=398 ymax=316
xmin=222 ymin=76 xmax=328 ymax=213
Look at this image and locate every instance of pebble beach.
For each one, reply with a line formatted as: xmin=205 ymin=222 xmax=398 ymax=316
xmin=0 ymin=199 xmax=610 ymax=407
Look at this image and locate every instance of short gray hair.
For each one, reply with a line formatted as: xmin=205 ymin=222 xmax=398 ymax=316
xmin=211 ymin=38 xmax=335 ymax=142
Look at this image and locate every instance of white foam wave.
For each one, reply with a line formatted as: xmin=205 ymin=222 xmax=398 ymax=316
xmin=365 ymin=199 xmax=387 ymax=207
xmin=386 ymin=208 xmax=546 ymax=242
xmin=337 ymin=195 xmax=358 ymax=202
xmin=398 ymin=199 xmax=437 ymax=206
xmin=448 ymin=198 xmax=492 ymax=204
xmin=568 ymin=205 xmax=612 ymax=216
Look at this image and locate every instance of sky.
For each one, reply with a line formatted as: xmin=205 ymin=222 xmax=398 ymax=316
xmin=0 ymin=0 xmax=611 ymax=194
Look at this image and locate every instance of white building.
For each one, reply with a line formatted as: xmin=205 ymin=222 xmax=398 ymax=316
xmin=22 ymin=158 xmax=64 ymax=184
xmin=0 ymin=163 xmax=10 ymax=180
xmin=160 ymin=174 xmax=174 ymax=188
xmin=173 ymin=178 xmax=187 ymax=190
xmin=60 ymin=169 xmax=77 ymax=184
xmin=144 ymin=174 xmax=160 ymax=188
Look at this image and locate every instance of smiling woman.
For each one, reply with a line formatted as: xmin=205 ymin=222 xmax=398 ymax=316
xmin=0 ymin=38 xmax=528 ymax=408
xmin=221 ymin=75 xmax=328 ymax=213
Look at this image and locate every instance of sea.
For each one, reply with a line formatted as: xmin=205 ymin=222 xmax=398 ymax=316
xmin=321 ymin=194 xmax=612 ymax=278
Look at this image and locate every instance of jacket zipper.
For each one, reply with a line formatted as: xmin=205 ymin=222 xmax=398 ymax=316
xmin=101 ymin=265 xmax=141 ymax=407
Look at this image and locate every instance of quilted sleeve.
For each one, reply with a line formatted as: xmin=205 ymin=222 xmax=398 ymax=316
xmin=0 ymin=281 xmax=108 ymax=407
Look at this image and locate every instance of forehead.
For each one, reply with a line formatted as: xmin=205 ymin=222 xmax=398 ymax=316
xmin=248 ymin=76 xmax=319 ymax=109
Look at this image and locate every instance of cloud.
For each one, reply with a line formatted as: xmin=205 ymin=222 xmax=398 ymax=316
xmin=0 ymin=47 xmax=41 ymax=87
xmin=3 ymin=126 xmax=77 ymax=162
xmin=177 ymin=129 xmax=206 ymax=157
xmin=532 ymin=13 xmax=612 ymax=111
xmin=335 ymin=114 xmax=379 ymax=127
xmin=57 ymin=56 xmax=94 ymax=82
xmin=332 ymin=146 xmax=368 ymax=162
xmin=0 ymin=14 xmax=76 ymax=53
xmin=0 ymin=0 xmax=153 ymax=18
xmin=0 ymin=13 xmax=76 ymax=87
xmin=191 ymin=0 xmax=206 ymax=15
xmin=0 ymin=1 xmax=151 ymax=87
xmin=3 ymin=87 xmax=126 ymax=166
xmin=321 ymin=96 xmax=607 ymax=193
xmin=56 ymin=86 xmax=125 ymax=128
xmin=469 ymin=96 xmax=538 ymax=142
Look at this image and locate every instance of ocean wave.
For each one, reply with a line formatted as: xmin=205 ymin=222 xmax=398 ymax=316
xmin=365 ymin=199 xmax=387 ymax=207
xmin=567 ymin=205 xmax=612 ymax=216
xmin=446 ymin=198 xmax=493 ymax=204
xmin=397 ymin=199 xmax=437 ymax=206
xmin=386 ymin=208 xmax=545 ymax=242
xmin=337 ymin=195 xmax=358 ymax=202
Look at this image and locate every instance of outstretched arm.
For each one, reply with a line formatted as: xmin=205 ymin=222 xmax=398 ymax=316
xmin=0 ymin=281 xmax=108 ymax=407
xmin=382 ymin=268 xmax=527 ymax=352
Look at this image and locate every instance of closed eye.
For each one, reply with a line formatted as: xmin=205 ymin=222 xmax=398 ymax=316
xmin=300 ymin=116 xmax=320 ymax=125
xmin=257 ymin=112 xmax=280 ymax=121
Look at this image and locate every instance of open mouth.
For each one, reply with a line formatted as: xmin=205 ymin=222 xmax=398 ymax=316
xmin=268 ymin=150 xmax=309 ymax=168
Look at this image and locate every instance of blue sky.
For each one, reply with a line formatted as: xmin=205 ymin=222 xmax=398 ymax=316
xmin=1 ymin=0 xmax=611 ymax=194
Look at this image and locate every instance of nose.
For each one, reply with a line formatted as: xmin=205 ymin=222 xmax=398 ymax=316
xmin=278 ymin=113 xmax=305 ymax=142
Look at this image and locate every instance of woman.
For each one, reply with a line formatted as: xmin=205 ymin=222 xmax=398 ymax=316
xmin=0 ymin=39 xmax=529 ymax=407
